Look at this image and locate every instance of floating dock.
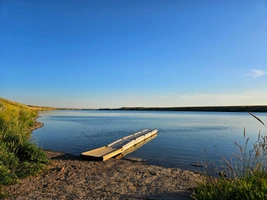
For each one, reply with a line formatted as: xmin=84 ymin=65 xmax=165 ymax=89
xmin=81 ymin=129 xmax=158 ymax=161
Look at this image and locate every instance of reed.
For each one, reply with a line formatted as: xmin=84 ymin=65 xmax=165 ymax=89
xmin=192 ymin=113 xmax=267 ymax=200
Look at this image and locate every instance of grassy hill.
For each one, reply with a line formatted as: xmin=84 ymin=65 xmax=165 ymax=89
xmin=0 ymin=97 xmax=54 ymax=111
xmin=0 ymin=98 xmax=52 ymax=196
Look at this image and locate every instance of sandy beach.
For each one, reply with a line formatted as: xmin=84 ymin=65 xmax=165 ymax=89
xmin=4 ymin=150 xmax=202 ymax=200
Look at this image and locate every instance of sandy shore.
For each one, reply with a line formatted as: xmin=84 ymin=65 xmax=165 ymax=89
xmin=4 ymin=151 xmax=202 ymax=200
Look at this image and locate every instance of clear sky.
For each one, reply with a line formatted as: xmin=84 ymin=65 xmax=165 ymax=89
xmin=1 ymin=0 xmax=267 ymax=108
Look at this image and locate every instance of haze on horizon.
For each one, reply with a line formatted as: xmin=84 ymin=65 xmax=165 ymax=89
xmin=1 ymin=0 xmax=267 ymax=109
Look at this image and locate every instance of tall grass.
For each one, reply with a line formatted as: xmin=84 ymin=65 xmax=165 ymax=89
xmin=192 ymin=113 xmax=267 ymax=200
xmin=0 ymin=98 xmax=48 ymax=197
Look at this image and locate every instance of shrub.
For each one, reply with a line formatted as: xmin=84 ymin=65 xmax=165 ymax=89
xmin=0 ymin=99 xmax=48 ymax=186
xmin=0 ymin=162 xmax=16 ymax=185
xmin=0 ymin=144 xmax=19 ymax=170
xmin=16 ymin=141 xmax=48 ymax=164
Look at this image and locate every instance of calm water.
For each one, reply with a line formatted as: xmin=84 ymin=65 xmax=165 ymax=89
xmin=32 ymin=110 xmax=267 ymax=170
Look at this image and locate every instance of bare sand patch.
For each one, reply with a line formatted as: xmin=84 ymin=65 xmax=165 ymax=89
xmin=4 ymin=151 xmax=202 ymax=200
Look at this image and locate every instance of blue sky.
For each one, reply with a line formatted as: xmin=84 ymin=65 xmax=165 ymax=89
xmin=1 ymin=0 xmax=267 ymax=108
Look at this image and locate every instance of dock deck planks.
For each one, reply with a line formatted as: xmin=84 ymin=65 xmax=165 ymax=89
xmin=81 ymin=129 xmax=158 ymax=161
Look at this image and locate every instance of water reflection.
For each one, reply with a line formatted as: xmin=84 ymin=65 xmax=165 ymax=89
xmin=32 ymin=110 xmax=267 ymax=170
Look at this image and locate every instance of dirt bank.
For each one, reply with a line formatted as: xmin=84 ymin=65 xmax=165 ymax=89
xmin=31 ymin=121 xmax=44 ymax=131
xmin=4 ymin=151 xmax=202 ymax=200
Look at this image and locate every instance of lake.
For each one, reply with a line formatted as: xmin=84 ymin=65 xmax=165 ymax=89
xmin=32 ymin=110 xmax=267 ymax=171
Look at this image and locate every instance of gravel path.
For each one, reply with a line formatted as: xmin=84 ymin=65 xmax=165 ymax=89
xmin=4 ymin=151 xmax=202 ymax=200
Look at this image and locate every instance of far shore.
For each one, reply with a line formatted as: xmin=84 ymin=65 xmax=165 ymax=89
xmin=54 ymin=105 xmax=267 ymax=112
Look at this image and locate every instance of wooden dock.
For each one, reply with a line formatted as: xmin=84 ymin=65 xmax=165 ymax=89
xmin=81 ymin=129 xmax=158 ymax=161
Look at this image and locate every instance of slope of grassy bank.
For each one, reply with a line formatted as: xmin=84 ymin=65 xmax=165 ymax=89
xmin=0 ymin=98 xmax=53 ymax=196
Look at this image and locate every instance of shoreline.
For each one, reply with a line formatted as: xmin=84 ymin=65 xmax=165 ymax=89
xmin=54 ymin=105 xmax=267 ymax=113
xmin=31 ymin=121 xmax=44 ymax=131
xmin=4 ymin=150 xmax=202 ymax=199
xmin=5 ymin=112 xmax=203 ymax=199
xmin=99 ymin=105 xmax=267 ymax=113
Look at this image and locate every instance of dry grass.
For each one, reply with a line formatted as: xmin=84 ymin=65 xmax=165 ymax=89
xmin=193 ymin=113 xmax=267 ymax=200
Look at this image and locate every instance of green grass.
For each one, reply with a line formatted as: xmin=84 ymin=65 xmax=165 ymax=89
xmin=0 ymin=98 xmax=49 ymax=190
xmin=193 ymin=173 xmax=267 ymax=200
xmin=192 ymin=114 xmax=267 ymax=200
